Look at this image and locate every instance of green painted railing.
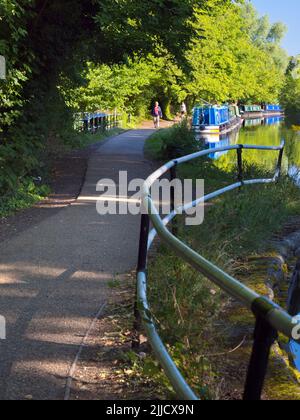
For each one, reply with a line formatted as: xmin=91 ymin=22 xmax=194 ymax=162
xmin=136 ymin=141 xmax=300 ymax=400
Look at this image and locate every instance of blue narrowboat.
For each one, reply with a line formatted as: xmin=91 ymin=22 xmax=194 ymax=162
xmin=263 ymin=104 xmax=284 ymax=116
xmin=192 ymin=105 xmax=242 ymax=134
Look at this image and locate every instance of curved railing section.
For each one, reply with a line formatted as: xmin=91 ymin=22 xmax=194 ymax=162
xmin=135 ymin=141 xmax=300 ymax=401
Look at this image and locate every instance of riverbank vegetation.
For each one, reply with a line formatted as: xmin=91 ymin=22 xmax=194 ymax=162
xmin=141 ymin=124 xmax=300 ymax=399
xmin=0 ymin=0 xmax=290 ymax=204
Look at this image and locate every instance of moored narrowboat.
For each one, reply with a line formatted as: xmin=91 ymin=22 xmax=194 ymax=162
xmin=239 ymin=104 xmax=284 ymax=119
xmin=192 ymin=105 xmax=242 ymax=134
xmin=239 ymin=105 xmax=264 ymax=119
xmin=263 ymin=104 xmax=284 ymax=116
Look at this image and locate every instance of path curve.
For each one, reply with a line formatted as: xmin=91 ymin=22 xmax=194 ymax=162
xmin=0 ymin=129 xmax=154 ymax=400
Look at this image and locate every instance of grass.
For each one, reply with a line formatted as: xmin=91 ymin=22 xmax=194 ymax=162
xmin=144 ymin=121 xmax=197 ymax=161
xmin=144 ymin=130 xmax=164 ymax=160
xmin=140 ymin=124 xmax=300 ymax=399
xmin=65 ymin=127 xmax=125 ymax=151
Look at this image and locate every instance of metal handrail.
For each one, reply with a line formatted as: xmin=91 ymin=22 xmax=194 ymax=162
xmin=136 ymin=141 xmax=300 ymax=400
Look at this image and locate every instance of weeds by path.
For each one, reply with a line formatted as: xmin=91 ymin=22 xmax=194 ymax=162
xmin=68 ymin=273 xmax=162 ymax=400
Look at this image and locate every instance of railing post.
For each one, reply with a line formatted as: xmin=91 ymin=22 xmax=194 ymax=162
xmin=170 ymin=163 xmax=178 ymax=236
xmin=90 ymin=114 xmax=93 ymax=132
xmin=288 ymin=260 xmax=300 ymax=317
xmin=92 ymin=115 xmax=96 ymax=134
xmin=237 ymin=145 xmax=243 ymax=184
xmin=133 ymin=213 xmax=150 ymax=350
xmin=244 ymin=299 xmax=278 ymax=401
xmin=275 ymin=143 xmax=285 ymax=181
xmin=83 ymin=116 xmax=89 ymax=132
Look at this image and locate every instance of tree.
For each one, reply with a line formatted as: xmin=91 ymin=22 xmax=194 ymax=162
xmin=94 ymin=0 xmax=234 ymax=65
xmin=62 ymin=52 xmax=185 ymax=119
xmin=280 ymin=57 xmax=300 ymax=124
xmin=185 ymin=1 xmax=285 ymax=104
xmin=241 ymin=1 xmax=288 ymax=73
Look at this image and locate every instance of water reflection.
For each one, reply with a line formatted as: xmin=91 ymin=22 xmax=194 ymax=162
xmin=196 ymin=117 xmax=300 ymax=176
xmin=199 ymin=129 xmax=240 ymax=160
xmin=265 ymin=116 xmax=284 ymax=126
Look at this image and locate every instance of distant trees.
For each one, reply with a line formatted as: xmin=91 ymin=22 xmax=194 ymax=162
xmin=241 ymin=2 xmax=288 ymax=73
xmin=280 ymin=56 xmax=300 ymax=124
xmin=185 ymin=1 xmax=287 ymax=104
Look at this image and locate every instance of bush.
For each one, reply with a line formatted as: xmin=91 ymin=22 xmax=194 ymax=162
xmin=145 ymin=122 xmax=198 ymax=161
xmin=0 ymin=179 xmax=50 ymax=217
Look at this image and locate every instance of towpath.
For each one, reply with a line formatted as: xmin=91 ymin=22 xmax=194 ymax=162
xmin=0 ymin=128 xmax=156 ymax=400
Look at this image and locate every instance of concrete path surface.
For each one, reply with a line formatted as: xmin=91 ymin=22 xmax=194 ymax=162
xmin=0 ymin=129 xmax=154 ymax=400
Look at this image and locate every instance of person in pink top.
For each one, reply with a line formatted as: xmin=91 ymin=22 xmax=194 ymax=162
xmin=152 ymin=102 xmax=163 ymax=129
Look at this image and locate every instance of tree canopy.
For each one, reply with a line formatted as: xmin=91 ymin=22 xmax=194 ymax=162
xmin=0 ymin=0 xmax=290 ymax=193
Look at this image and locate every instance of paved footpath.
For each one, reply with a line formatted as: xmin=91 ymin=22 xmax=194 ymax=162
xmin=0 ymin=129 xmax=154 ymax=400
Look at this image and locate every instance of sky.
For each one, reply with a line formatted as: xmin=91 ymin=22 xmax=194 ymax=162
xmin=251 ymin=0 xmax=300 ymax=56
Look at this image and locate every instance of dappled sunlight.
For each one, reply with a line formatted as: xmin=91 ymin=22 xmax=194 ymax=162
xmin=25 ymin=316 xmax=99 ymax=344
xmin=0 ymin=263 xmax=113 ymax=285
xmin=71 ymin=271 xmax=112 ymax=281
xmin=0 ymin=273 xmax=27 ymax=285
xmin=0 ymin=261 xmax=114 ymax=398
xmin=0 ymin=264 xmax=65 ymax=285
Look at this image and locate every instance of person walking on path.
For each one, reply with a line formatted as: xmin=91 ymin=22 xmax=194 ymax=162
xmin=152 ymin=102 xmax=163 ymax=129
xmin=180 ymin=102 xmax=187 ymax=121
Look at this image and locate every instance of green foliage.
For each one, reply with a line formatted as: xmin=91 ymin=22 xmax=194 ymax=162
xmin=62 ymin=53 xmax=186 ymax=120
xmin=280 ymin=58 xmax=300 ymax=124
xmin=0 ymin=178 xmax=50 ymax=217
xmin=94 ymin=0 xmax=233 ymax=64
xmin=185 ymin=1 xmax=286 ymax=104
xmin=241 ymin=2 xmax=288 ymax=73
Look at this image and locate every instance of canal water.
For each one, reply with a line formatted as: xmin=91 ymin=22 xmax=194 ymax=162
xmin=198 ymin=116 xmax=300 ymax=372
xmin=197 ymin=116 xmax=300 ymax=181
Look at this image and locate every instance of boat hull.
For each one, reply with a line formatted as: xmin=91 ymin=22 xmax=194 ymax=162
xmin=241 ymin=112 xmax=264 ymax=119
xmin=241 ymin=111 xmax=284 ymax=119
xmin=263 ymin=110 xmax=285 ymax=117
xmin=193 ymin=116 xmax=242 ymax=134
